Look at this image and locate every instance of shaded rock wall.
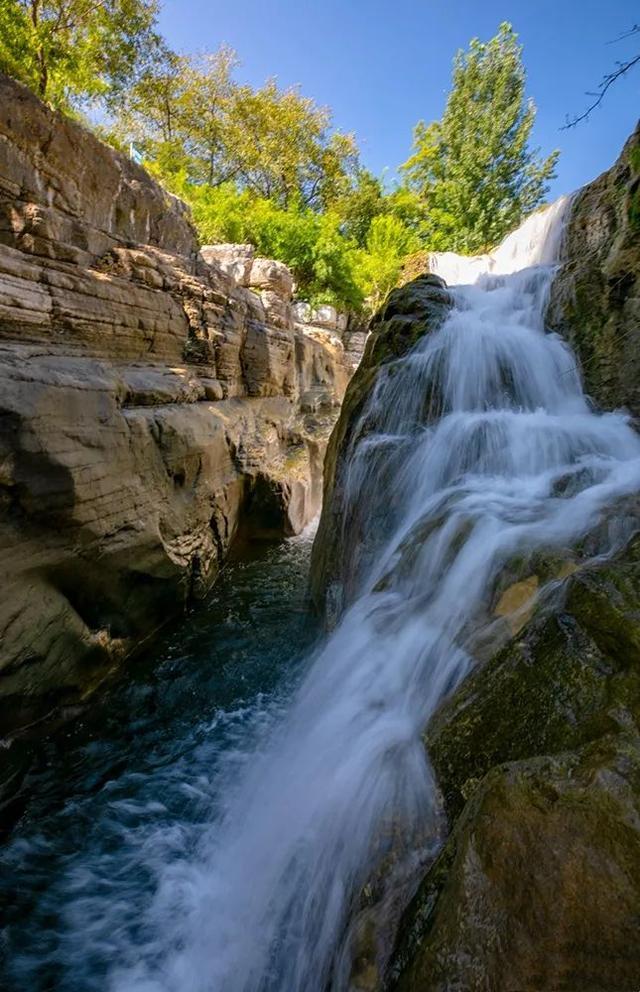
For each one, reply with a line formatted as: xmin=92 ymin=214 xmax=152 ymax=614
xmin=310 ymin=274 xmax=452 ymax=623
xmin=0 ymin=74 xmax=351 ymax=733
xmin=548 ymin=121 xmax=640 ymax=417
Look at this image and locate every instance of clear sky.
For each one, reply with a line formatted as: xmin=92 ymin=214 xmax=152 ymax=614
xmin=158 ymin=0 xmax=639 ymax=198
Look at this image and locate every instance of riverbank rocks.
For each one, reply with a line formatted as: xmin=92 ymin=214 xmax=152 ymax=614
xmin=387 ymin=527 xmax=640 ymax=990
xmin=548 ymin=121 xmax=640 ymax=417
xmin=310 ymin=274 xmax=452 ymax=622
xmin=0 ymin=73 xmax=353 ymax=734
xmin=391 ymin=734 xmax=640 ymax=992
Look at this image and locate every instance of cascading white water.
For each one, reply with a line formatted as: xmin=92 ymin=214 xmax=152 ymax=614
xmin=107 ymin=198 xmax=640 ymax=992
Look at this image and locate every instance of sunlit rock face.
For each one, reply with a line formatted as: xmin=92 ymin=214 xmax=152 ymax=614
xmin=0 ymin=73 xmax=353 ymax=732
xmin=548 ymin=121 xmax=640 ymax=418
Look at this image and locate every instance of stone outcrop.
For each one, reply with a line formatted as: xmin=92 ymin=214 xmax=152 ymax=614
xmin=389 ymin=531 xmax=640 ymax=991
xmin=310 ymin=274 xmax=452 ymax=622
xmin=0 ymin=73 xmax=351 ymax=734
xmin=548 ymin=121 xmax=640 ymax=417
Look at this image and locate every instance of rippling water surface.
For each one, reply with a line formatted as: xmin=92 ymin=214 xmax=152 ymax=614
xmin=0 ymin=530 xmax=319 ymax=992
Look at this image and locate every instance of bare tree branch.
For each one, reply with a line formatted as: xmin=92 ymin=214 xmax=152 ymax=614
xmin=563 ymin=25 xmax=640 ymax=128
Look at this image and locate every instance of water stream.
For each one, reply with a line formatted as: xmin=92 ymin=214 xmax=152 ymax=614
xmin=5 ymin=199 xmax=640 ymax=992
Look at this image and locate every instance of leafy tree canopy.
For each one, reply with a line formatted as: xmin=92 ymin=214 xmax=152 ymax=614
xmin=117 ymin=48 xmax=358 ymax=210
xmin=401 ymin=22 xmax=558 ymax=253
xmin=0 ymin=8 xmax=561 ymax=311
xmin=0 ymin=0 xmax=161 ymax=109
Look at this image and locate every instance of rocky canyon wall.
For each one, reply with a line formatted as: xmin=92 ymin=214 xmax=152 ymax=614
xmin=0 ymin=73 xmax=356 ymax=734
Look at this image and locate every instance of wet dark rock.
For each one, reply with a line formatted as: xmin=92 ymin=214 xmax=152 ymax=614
xmin=548 ymin=122 xmax=640 ymax=417
xmin=310 ymin=275 xmax=452 ymax=620
xmin=388 ymin=529 xmax=640 ymax=991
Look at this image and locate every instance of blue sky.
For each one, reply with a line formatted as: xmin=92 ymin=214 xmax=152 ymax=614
xmin=158 ymin=0 xmax=639 ymax=198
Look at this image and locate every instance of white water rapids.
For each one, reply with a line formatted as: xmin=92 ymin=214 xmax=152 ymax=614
xmin=105 ymin=200 xmax=640 ymax=991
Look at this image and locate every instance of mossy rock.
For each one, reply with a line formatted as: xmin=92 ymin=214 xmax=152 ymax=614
xmin=387 ymin=531 xmax=640 ymax=990
xmin=428 ymin=532 xmax=640 ymax=822
xmin=390 ymin=733 xmax=640 ymax=992
xmin=310 ymin=274 xmax=452 ymax=618
xmin=547 ymin=122 xmax=640 ymax=417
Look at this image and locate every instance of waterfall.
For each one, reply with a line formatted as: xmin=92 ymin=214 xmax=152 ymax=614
xmin=108 ymin=199 xmax=640 ymax=992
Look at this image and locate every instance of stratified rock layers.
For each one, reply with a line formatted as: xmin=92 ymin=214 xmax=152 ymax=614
xmin=0 ymin=74 xmax=350 ymax=731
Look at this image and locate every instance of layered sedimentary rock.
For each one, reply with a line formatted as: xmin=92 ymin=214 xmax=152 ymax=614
xmin=548 ymin=121 xmax=640 ymax=417
xmin=0 ymin=74 xmax=351 ymax=732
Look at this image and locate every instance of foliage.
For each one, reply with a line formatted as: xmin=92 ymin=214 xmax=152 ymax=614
xmin=0 ymin=0 xmax=161 ymax=109
xmin=352 ymin=214 xmax=421 ymax=311
xmin=118 ymin=53 xmax=358 ymax=209
xmin=401 ymin=23 xmax=558 ymax=253
xmin=0 ymin=6 xmax=561 ymax=312
xmin=335 ymin=168 xmax=386 ymax=246
xmin=166 ymin=176 xmax=364 ymax=309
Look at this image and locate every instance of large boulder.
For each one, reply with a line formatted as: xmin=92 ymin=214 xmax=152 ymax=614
xmin=311 ymin=303 xmax=339 ymax=330
xmin=388 ymin=528 xmax=640 ymax=990
xmin=249 ymin=257 xmax=294 ymax=299
xmin=310 ymin=274 xmax=452 ymax=621
xmin=200 ymin=243 xmax=255 ymax=285
xmin=391 ymin=736 xmax=640 ymax=992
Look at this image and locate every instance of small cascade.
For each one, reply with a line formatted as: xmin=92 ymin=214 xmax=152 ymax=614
xmin=26 ymin=199 xmax=640 ymax=992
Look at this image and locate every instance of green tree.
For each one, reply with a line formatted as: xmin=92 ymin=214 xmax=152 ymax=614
xmin=0 ymin=0 xmax=161 ymax=109
xmin=118 ymin=54 xmax=359 ymax=209
xmin=335 ymin=168 xmax=385 ymax=246
xmin=219 ymin=78 xmax=358 ymax=209
xmin=401 ymin=22 xmax=558 ymax=253
xmin=117 ymin=46 xmax=240 ymax=185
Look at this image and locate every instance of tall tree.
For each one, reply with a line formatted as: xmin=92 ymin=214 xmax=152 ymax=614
xmin=401 ymin=23 xmax=558 ymax=253
xmin=117 ymin=46 xmax=240 ymax=185
xmin=0 ymin=0 xmax=161 ymax=109
xmin=222 ymin=79 xmax=358 ymax=209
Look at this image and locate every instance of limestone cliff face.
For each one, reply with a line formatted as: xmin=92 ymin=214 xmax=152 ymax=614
xmin=0 ymin=74 xmax=351 ymax=733
xmin=548 ymin=121 xmax=640 ymax=416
